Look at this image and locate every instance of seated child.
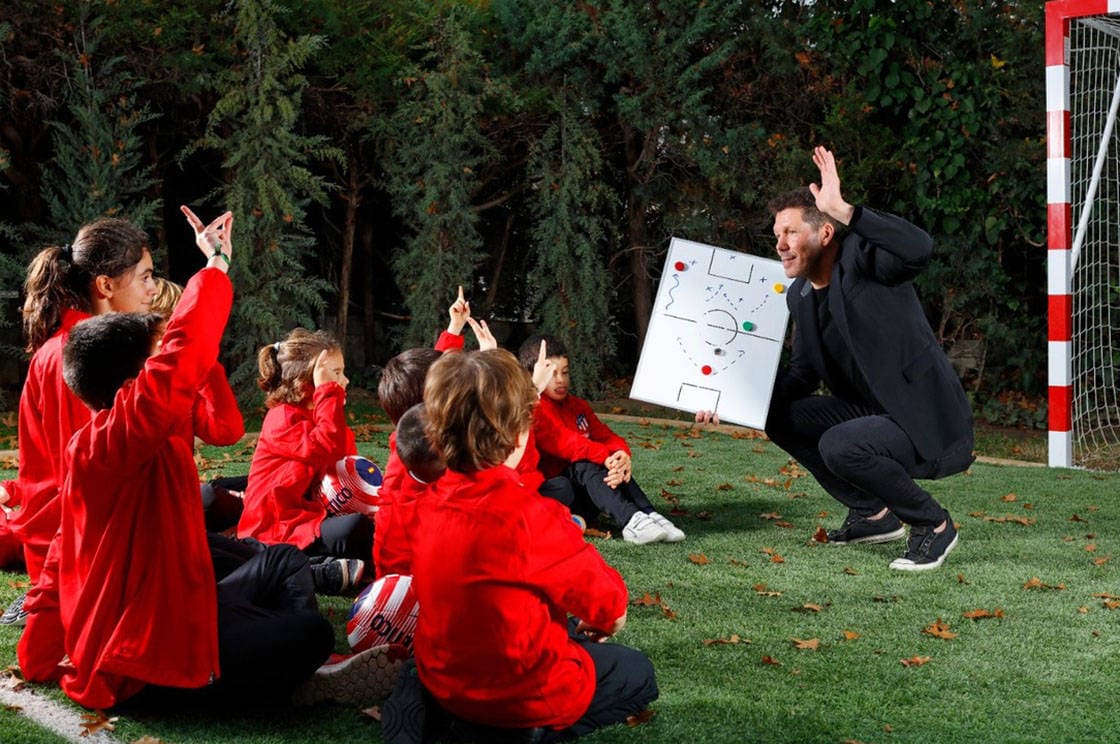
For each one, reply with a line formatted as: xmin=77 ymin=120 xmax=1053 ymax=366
xmin=396 ymin=404 xmax=446 ymax=486
xmin=381 ymin=349 xmax=658 ymax=742
xmin=237 ymin=328 xmax=370 ymax=594
xmin=15 ymin=219 xmax=377 ymax=709
xmin=150 ymin=276 xmax=246 ymax=532
xmin=517 ymin=335 xmax=685 ymax=545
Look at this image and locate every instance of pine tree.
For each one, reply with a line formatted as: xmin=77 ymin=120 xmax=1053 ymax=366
xmin=39 ymin=9 xmax=160 ymax=242
xmin=381 ymin=8 xmax=512 ymax=348
xmin=190 ymin=0 xmax=340 ymax=402
xmin=526 ymin=101 xmax=615 ymax=396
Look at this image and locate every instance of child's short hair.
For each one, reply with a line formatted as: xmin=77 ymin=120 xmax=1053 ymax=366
xmin=378 ymin=347 xmax=443 ymax=424
xmin=63 ymin=312 xmax=165 ymax=411
xmin=257 ymin=328 xmax=341 ymax=407
xmin=395 ymin=403 xmax=446 ymax=484
xmin=150 ymin=277 xmax=184 ymax=318
xmin=424 ymin=349 xmax=537 ymax=473
xmin=517 ymin=333 xmax=568 ymax=373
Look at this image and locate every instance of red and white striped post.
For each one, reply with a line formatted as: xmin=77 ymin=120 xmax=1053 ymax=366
xmin=1045 ymin=0 xmax=1120 ymax=467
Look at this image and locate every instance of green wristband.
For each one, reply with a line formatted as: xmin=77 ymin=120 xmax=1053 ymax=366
xmin=211 ymin=250 xmax=229 ymax=265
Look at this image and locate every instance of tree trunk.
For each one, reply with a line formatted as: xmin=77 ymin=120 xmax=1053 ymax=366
xmin=627 ymin=195 xmax=652 ymax=349
xmin=337 ymin=153 xmax=361 ymax=356
xmin=484 ymin=210 xmax=513 ymax=316
xmin=360 ymin=220 xmax=377 ymax=366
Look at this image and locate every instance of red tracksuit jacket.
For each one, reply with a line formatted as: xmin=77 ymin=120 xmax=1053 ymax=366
xmin=17 ymin=268 xmax=231 ymax=709
xmin=5 ymin=309 xmax=91 ymax=583
xmin=412 ymin=464 xmax=627 ymax=729
xmin=371 ymin=330 xmax=465 ymax=577
xmin=237 ymin=383 xmax=356 ymax=548
xmin=533 ymin=394 xmax=629 ymax=480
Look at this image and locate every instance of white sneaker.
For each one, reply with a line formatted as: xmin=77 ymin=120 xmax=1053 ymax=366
xmin=648 ymin=511 xmax=686 ymax=542
xmin=622 ymin=512 xmax=669 ymax=545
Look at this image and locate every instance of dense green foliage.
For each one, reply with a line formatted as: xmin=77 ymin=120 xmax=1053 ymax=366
xmin=0 ymin=1 xmax=1047 ymax=415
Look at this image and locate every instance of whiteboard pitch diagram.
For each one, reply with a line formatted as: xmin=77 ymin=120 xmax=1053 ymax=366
xmin=630 ymin=237 xmax=790 ymax=429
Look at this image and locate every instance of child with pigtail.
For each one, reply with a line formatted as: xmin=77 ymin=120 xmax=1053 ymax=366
xmin=237 ymin=329 xmax=371 ymax=594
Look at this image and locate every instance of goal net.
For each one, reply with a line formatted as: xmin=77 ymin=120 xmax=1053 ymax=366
xmin=1048 ymin=3 xmax=1120 ymax=468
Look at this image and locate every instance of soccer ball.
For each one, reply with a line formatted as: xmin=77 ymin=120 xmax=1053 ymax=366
xmin=347 ymin=573 xmax=420 ymax=654
xmin=317 ymin=455 xmax=383 ymax=516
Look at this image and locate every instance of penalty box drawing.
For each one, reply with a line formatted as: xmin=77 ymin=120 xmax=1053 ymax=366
xmin=630 ymin=237 xmax=790 ymax=429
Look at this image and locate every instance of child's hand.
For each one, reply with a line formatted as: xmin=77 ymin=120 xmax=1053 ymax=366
xmin=574 ymin=614 xmax=625 ymax=643
xmin=312 ymin=349 xmax=348 ymax=390
xmin=694 ymin=409 xmax=720 ymax=426
xmin=531 ymin=340 xmax=555 ymax=393
xmin=604 ymin=450 xmax=631 ymax=485
xmin=181 ymin=205 xmax=234 ymax=271
xmin=447 ymin=285 xmax=470 ymax=335
xmin=466 ymin=316 xmax=497 ymax=351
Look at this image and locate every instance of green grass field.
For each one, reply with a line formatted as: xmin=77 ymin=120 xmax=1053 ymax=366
xmin=1 ymin=419 xmax=1115 ymax=743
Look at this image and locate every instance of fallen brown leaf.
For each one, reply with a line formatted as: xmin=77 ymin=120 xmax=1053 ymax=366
xmin=812 ymin=526 xmax=829 ymax=543
xmin=843 ymin=566 xmax=859 ymax=575
xmin=1070 ymin=514 xmax=1087 ymax=522
xmin=80 ymin=711 xmax=117 ymax=737
xmin=1023 ymin=577 xmax=1066 ymax=591
xmin=790 ymin=637 xmax=820 ymax=650
xmin=922 ymin=618 xmax=958 ymax=640
xmin=760 ymin=655 xmax=782 ymax=666
xmin=584 ymin=528 xmax=612 ymax=539
xmin=703 ymin=634 xmax=750 ymax=646
xmin=759 ymin=511 xmax=782 ymax=520
xmin=842 ymin=630 xmax=861 ymax=641
xmin=1001 ymin=493 xmax=1017 ymax=502
xmin=625 ymin=709 xmax=656 ymax=727
xmin=688 ymin=553 xmax=711 ymax=565
xmin=961 ymin=608 xmax=1005 ymax=620
xmin=900 ymin=655 xmax=931 ymax=667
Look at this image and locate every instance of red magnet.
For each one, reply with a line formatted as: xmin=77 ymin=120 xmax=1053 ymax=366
xmin=674 ymin=261 xmax=686 ymax=271
xmin=701 ymin=365 xmax=712 ymax=375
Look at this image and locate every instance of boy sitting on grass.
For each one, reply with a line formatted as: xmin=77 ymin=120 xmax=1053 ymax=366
xmin=381 ymin=349 xmax=657 ymax=743
xmin=517 ymin=335 xmax=684 ymax=545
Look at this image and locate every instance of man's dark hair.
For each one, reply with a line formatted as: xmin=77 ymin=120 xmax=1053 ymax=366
xmin=63 ymin=312 xmax=164 ymax=411
xmin=766 ymin=187 xmax=840 ymax=232
xmin=516 ymin=334 xmax=568 ymax=373
xmin=396 ymin=403 xmax=446 ymax=484
xmin=378 ymin=347 xmax=443 ymax=424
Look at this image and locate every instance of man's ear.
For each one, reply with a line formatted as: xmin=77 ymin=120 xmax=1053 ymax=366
xmin=819 ymin=221 xmax=835 ymax=247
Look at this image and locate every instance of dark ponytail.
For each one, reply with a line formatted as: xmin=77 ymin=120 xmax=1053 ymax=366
xmin=22 ymin=218 xmax=150 ymax=352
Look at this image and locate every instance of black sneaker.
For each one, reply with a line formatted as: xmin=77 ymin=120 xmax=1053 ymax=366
xmin=826 ymin=511 xmax=905 ymax=545
xmin=311 ymin=558 xmax=365 ymax=595
xmin=381 ymin=658 xmax=428 ymax=744
xmin=0 ymin=592 xmax=28 ymax=627
xmin=890 ymin=519 xmax=958 ymax=571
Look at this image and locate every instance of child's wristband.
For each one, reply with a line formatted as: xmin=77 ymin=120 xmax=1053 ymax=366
xmin=211 ymin=249 xmax=229 ymax=265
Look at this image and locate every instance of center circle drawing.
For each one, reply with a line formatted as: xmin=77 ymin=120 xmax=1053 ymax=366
xmin=702 ymin=308 xmax=739 ymax=347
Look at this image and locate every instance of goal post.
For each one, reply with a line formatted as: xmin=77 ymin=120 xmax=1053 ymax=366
xmin=1046 ymin=0 xmax=1120 ymax=468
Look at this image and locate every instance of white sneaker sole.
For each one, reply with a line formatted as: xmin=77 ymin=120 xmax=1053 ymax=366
xmin=292 ymin=643 xmax=406 ymax=706
xmin=889 ymin=533 xmax=959 ymax=571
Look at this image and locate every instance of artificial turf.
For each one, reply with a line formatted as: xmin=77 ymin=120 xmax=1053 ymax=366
xmin=1 ymin=419 xmax=1117 ymax=743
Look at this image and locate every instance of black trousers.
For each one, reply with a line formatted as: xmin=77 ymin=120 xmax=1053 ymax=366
xmin=304 ymin=512 xmax=374 ymax=561
xmin=565 ymin=461 xmax=654 ymax=527
xmin=541 ymin=623 xmax=659 ymax=741
xmin=764 ymin=394 xmax=948 ymax=526
xmin=124 ymin=539 xmax=333 ymax=711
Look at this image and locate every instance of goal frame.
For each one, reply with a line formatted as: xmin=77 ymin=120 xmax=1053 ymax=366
xmin=1046 ymin=0 xmax=1120 ymax=467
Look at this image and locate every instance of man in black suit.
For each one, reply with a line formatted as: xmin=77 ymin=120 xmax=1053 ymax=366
xmin=703 ymin=147 xmax=973 ymax=570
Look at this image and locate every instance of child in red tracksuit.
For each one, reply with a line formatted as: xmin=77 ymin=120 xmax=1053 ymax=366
xmin=380 ymin=349 xmax=658 ymax=743
xmin=237 ymin=328 xmax=371 ymax=594
xmin=16 ymin=213 xmax=349 ymax=709
xmin=518 ymin=334 xmax=685 ymax=546
xmin=1 ymin=218 xmax=159 ymax=627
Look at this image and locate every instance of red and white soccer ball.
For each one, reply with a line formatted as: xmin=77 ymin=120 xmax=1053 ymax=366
xmin=347 ymin=573 xmax=420 ymax=654
xmin=316 ymin=455 xmax=383 ymax=516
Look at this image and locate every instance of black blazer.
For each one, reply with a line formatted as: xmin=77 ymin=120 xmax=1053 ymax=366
xmin=773 ymin=206 xmax=974 ymax=478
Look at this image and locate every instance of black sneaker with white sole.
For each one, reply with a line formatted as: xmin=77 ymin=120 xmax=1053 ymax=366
xmin=890 ymin=519 xmax=958 ymax=571
xmin=311 ymin=558 xmax=365 ymax=595
xmin=826 ymin=511 xmax=906 ymax=545
xmin=0 ymin=592 xmax=28 ymax=627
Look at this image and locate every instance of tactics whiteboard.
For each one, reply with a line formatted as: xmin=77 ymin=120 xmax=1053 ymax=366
xmin=630 ymin=237 xmax=790 ymax=429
